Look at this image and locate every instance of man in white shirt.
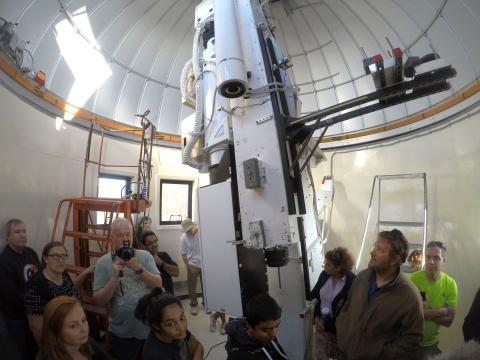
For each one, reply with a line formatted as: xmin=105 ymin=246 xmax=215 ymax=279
xmin=180 ymin=218 xmax=202 ymax=315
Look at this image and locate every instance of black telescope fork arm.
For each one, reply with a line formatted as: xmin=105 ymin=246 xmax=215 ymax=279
xmin=288 ymin=65 xmax=456 ymax=141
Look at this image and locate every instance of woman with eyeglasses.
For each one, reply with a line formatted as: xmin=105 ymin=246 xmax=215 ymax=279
xmin=309 ymin=247 xmax=355 ymax=360
xmin=135 ymin=288 xmax=204 ymax=360
xmin=24 ymin=241 xmax=94 ymax=344
xmin=35 ymin=296 xmax=110 ymax=360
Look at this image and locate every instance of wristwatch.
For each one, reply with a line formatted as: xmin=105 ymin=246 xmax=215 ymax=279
xmin=134 ymin=267 xmax=144 ymax=275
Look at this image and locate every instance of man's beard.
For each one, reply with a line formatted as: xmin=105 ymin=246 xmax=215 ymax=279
xmin=369 ymin=259 xmax=390 ymax=274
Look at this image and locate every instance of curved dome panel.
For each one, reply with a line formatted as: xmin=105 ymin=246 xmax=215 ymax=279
xmin=1 ymin=0 xmax=479 ymax=142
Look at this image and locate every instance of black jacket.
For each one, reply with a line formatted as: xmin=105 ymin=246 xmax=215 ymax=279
xmin=156 ymin=251 xmax=177 ymax=295
xmin=463 ymin=287 xmax=480 ymax=342
xmin=225 ymin=319 xmax=288 ymax=360
xmin=0 ymin=245 xmax=39 ymax=319
xmin=309 ymin=270 xmax=355 ymax=333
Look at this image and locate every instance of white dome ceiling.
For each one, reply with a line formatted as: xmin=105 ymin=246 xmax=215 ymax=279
xmin=1 ymin=0 xmax=479 ymax=143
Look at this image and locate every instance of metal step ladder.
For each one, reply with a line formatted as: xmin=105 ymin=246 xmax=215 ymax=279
xmin=355 ymin=173 xmax=428 ymax=273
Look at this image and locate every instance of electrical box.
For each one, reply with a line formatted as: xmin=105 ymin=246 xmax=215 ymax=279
xmin=243 ymin=158 xmax=261 ymax=188
xmin=249 ymin=220 xmax=266 ymax=248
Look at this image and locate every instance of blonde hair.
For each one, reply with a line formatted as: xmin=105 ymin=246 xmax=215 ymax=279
xmin=407 ymin=249 xmax=422 ymax=264
xmin=41 ymin=296 xmax=92 ymax=360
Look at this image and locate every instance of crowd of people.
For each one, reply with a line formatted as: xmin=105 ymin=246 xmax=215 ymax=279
xmin=1 ymin=217 xmax=479 ymax=360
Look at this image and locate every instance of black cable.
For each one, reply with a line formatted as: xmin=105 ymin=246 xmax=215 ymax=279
xmin=119 ymin=274 xmax=124 ymax=296
xmin=299 ymin=126 xmax=329 ymax=173
xmin=202 ymin=340 xmax=227 ymax=360
xmin=289 ymin=116 xmax=322 ymax=172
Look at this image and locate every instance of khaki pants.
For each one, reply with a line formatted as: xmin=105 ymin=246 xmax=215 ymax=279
xmin=187 ymin=264 xmax=202 ymax=306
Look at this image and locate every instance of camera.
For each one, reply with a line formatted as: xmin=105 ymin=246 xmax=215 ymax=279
xmin=113 ymin=240 xmax=135 ymax=261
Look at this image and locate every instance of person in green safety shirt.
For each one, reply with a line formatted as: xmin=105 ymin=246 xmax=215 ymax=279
xmin=410 ymin=241 xmax=458 ymax=358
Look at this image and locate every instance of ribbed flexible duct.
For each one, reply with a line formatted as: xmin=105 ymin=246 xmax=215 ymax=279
xmin=180 ymin=59 xmax=195 ymax=103
xmin=182 ymin=24 xmax=207 ymax=170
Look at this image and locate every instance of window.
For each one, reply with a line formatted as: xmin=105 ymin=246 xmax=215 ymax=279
xmin=54 ymin=6 xmax=111 ymax=124
xmin=159 ymin=179 xmax=193 ymax=225
xmin=98 ymin=174 xmax=132 ymax=198
xmin=97 ymin=174 xmax=132 ymax=224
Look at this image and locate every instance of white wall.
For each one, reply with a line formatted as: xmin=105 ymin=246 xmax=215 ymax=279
xmin=3 ymin=79 xmax=479 ymax=350
xmin=99 ymin=139 xmax=209 ymax=282
xmin=0 ymin=84 xmax=97 ymax=254
xmin=0 ymin=84 xmax=207 ymax=282
xmin=312 ymin=102 xmax=480 ymax=351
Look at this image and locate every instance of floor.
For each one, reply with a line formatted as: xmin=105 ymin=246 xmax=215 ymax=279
xmin=183 ymin=300 xmax=229 ymax=360
xmin=174 ymin=281 xmax=229 ymax=360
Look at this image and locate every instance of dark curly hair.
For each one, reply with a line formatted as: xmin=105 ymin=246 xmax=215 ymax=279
xmin=378 ymin=228 xmax=409 ymax=265
xmin=135 ymin=288 xmax=180 ymax=329
xmin=325 ymin=247 xmax=354 ymax=276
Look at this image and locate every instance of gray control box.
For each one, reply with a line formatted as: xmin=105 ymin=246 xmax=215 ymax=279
xmin=243 ymin=158 xmax=261 ymax=188
xmin=249 ymin=220 xmax=265 ymax=248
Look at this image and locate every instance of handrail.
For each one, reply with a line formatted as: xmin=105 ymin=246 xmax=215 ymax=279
xmin=0 ymin=51 xmax=181 ymax=143
xmin=50 ymin=198 xmax=74 ymax=242
xmin=1 ymin=50 xmax=479 ymax=146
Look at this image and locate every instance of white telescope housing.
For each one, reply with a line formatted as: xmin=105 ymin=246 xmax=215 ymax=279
xmin=214 ymin=0 xmax=248 ymax=98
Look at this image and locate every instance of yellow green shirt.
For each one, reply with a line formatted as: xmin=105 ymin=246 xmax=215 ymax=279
xmin=410 ymin=270 xmax=458 ymax=347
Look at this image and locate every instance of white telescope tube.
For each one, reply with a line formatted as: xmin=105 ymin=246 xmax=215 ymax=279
xmin=214 ymin=0 xmax=248 ymax=98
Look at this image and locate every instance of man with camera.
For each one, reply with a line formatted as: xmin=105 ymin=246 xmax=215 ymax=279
xmin=93 ymin=217 xmax=162 ymax=360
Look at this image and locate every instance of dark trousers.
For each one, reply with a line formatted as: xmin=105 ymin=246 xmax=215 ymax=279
xmin=414 ymin=344 xmax=442 ymax=360
xmin=340 ymin=347 xmax=436 ymax=360
xmin=109 ymin=332 xmax=145 ymax=360
xmin=6 ymin=319 xmax=38 ymax=360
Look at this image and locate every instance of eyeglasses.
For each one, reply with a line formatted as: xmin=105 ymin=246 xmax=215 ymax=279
xmin=143 ymin=239 xmax=158 ymax=246
xmin=47 ymin=254 xmax=69 ymax=261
